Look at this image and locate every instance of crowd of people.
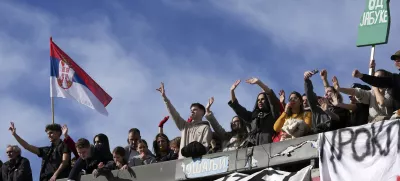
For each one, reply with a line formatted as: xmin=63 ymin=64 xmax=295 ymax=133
xmin=1 ymin=50 xmax=400 ymax=181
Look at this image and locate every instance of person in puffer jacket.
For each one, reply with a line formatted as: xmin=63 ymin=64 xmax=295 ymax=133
xmin=228 ymin=78 xmax=281 ymax=146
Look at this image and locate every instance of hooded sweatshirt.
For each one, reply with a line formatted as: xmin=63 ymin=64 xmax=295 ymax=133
xmin=228 ymin=91 xmax=280 ymax=146
xmin=163 ymin=97 xmax=212 ymax=159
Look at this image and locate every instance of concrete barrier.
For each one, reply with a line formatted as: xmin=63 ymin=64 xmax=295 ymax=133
xmin=57 ymin=134 xmax=319 ymax=181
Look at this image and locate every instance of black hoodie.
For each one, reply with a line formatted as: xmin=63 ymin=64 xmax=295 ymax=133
xmin=68 ymin=144 xmax=113 ymax=180
xmin=228 ymin=91 xmax=280 ymax=146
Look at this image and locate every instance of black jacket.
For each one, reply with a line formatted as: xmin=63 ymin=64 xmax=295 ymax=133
xmin=304 ymin=79 xmax=350 ymax=132
xmin=0 ymin=160 xmax=2 ymax=180
xmin=68 ymin=145 xmax=113 ymax=180
xmin=349 ymin=103 xmax=369 ymax=127
xmin=156 ymin=150 xmax=178 ymax=162
xmin=228 ymin=91 xmax=280 ymax=146
xmin=304 ymin=79 xmax=332 ymax=133
xmin=1 ymin=157 xmax=33 ymax=181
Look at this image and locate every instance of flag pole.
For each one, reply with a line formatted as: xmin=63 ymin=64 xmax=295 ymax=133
xmin=50 ymin=36 xmax=55 ymax=124
xmin=51 ymin=97 xmax=55 ymax=124
xmin=368 ymin=45 xmax=375 ymax=75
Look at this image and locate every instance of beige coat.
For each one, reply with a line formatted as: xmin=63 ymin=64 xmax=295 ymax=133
xmin=164 ymin=97 xmax=212 ymax=159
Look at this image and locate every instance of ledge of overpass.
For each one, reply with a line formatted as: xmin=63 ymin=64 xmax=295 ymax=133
xmin=57 ymin=134 xmax=319 ymax=181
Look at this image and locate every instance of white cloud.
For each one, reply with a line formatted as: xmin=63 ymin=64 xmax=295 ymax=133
xmin=209 ymin=0 xmax=400 ymax=94
xmin=0 ymin=2 xmax=261 ymax=178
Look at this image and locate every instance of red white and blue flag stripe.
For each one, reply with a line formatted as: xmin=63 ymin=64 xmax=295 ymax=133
xmin=50 ymin=38 xmax=112 ymax=115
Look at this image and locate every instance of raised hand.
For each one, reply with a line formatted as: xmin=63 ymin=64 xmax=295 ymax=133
xmin=332 ymin=76 xmax=340 ymax=90
xmin=352 ymin=70 xmax=363 ymax=78
xmin=279 ymin=90 xmax=286 ymax=103
xmin=331 ymin=94 xmax=339 ymax=106
xmin=320 ymin=69 xmax=328 ymax=79
xmin=120 ymin=164 xmax=129 ymax=170
xmin=92 ymin=169 xmax=99 ymax=178
xmin=116 ymin=161 xmax=123 ymax=168
xmin=171 ymin=146 xmax=179 ymax=154
xmin=245 ymin=77 xmax=260 ymax=85
xmin=230 ymin=80 xmax=241 ymax=91
xmin=62 ymin=125 xmax=69 ymax=138
xmin=370 ymin=59 xmax=376 ymax=69
xmin=158 ymin=116 xmax=169 ymax=128
xmin=9 ymin=122 xmax=16 ymax=135
xmin=304 ymin=71 xmax=314 ymax=80
xmin=318 ymin=98 xmax=329 ymax=111
xmin=284 ymin=102 xmax=292 ymax=113
xmin=49 ymin=175 xmax=57 ymax=181
xmin=156 ymin=82 xmax=166 ymax=98
xmin=206 ymin=97 xmax=214 ymax=113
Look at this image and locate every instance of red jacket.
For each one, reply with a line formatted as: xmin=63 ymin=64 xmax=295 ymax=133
xmin=63 ymin=136 xmax=79 ymax=158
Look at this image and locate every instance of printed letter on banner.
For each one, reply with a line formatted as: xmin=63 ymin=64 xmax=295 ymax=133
xmin=319 ymin=120 xmax=400 ymax=181
xmin=356 ymin=0 xmax=390 ymax=47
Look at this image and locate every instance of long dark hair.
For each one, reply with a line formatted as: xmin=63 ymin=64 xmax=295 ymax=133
xmin=375 ymin=69 xmax=392 ymax=77
xmin=228 ymin=116 xmax=248 ymax=144
xmin=93 ymin=133 xmax=111 ymax=151
xmin=251 ymin=92 xmax=272 ymax=120
xmin=153 ymin=133 xmax=170 ymax=159
xmin=287 ymin=91 xmax=304 ymax=117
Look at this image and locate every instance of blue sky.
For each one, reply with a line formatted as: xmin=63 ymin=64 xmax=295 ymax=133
xmin=0 ymin=0 xmax=399 ymax=180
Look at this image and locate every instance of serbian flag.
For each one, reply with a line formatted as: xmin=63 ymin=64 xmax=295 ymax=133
xmin=50 ymin=37 xmax=112 ymax=115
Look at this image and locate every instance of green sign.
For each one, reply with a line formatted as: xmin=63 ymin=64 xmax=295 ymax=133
xmin=356 ymin=0 xmax=390 ymax=47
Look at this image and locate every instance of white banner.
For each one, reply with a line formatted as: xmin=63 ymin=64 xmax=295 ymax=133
xmin=319 ymin=119 xmax=400 ymax=181
xmin=215 ymin=173 xmax=249 ymax=181
xmin=215 ymin=165 xmax=312 ymax=181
